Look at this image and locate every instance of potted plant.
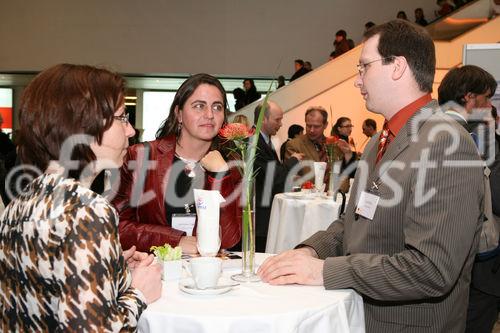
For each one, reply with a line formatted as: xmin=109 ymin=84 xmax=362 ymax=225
xmin=150 ymin=244 xmax=183 ymax=281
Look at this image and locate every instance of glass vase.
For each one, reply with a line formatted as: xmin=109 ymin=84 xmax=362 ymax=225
xmin=231 ymin=182 xmax=260 ymax=282
xmin=327 ymin=160 xmax=336 ymax=196
xmin=328 ymin=158 xmax=344 ymax=197
xmin=327 ymin=163 xmax=335 ymax=196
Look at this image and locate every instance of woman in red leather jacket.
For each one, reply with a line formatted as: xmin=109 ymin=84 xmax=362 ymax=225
xmin=112 ymin=74 xmax=241 ymax=253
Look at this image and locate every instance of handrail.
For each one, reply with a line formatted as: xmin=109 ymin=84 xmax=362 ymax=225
xmin=425 ymin=0 xmax=492 ymax=40
xmin=426 ymin=0 xmax=483 ymax=27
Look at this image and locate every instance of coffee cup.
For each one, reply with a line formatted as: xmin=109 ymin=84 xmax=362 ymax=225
xmin=189 ymin=257 xmax=222 ymax=289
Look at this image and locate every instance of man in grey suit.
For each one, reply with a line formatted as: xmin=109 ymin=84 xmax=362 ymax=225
xmin=259 ymin=20 xmax=485 ymax=332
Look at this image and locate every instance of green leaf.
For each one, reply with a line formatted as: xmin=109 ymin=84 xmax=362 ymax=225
xmin=150 ymin=244 xmax=182 ymax=261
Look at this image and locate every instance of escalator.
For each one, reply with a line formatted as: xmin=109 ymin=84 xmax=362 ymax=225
xmin=427 ymin=0 xmax=493 ymax=40
xmin=230 ymin=0 xmax=500 ymax=148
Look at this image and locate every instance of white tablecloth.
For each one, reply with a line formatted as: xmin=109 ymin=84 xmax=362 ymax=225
xmin=138 ymin=253 xmax=365 ymax=333
xmin=266 ymin=193 xmax=343 ymax=254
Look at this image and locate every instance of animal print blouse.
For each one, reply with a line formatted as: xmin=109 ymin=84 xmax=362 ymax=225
xmin=0 ymin=173 xmax=147 ymax=331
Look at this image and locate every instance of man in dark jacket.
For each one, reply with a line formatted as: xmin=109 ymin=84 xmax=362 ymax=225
xmin=289 ymin=59 xmax=310 ymax=82
xmin=438 ymin=65 xmax=500 ymax=333
xmin=253 ymin=101 xmax=303 ymax=252
xmin=332 ymin=30 xmax=351 ymax=58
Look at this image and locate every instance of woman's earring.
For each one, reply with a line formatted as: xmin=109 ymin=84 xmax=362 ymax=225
xmin=177 ymin=121 xmax=183 ymax=136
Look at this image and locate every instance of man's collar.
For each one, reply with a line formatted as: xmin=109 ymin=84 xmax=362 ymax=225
xmin=307 ymin=134 xmax=326 ymax=145
xmin=260 ymin=132 xmax=271 ymax=144
xmin=387 ymin=94 xmax=432 ymax=137
xmin=444 ymin=110 xmax=468 ymax=123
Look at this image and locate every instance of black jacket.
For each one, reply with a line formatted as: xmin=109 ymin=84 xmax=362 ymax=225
xmin=254 ymin=134 xmax=298 ymax=237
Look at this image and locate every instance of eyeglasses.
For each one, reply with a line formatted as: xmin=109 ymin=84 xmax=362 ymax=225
xmin=340 ymin=124 xmax=354 ymax=128
xmin=356 ymin=56 xmax=394 ymax=76
xmin=113 ymin=113 xmax=130 ymax=124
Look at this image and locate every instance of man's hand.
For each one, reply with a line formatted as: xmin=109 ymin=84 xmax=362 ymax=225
xmin=123 ymin=245 xmax=154 ymax=269
xmin=336 ymin=140 xmax=353 ymax=161
xmin=291 ymin=152 xmax=304 ymax=160
xmin=257 ymin=247 xmax=324 ymax=286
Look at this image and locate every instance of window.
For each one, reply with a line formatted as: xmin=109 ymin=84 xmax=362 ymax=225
xmin=0 ymin=88 xmax=13 ymax=135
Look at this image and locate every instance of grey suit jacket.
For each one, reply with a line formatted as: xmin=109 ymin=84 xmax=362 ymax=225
xmin=301 ymin=101 xmax=484 ymax=332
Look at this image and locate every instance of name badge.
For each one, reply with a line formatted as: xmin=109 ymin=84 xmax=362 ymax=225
xmin=355 ymin=191 xmax=379 ymax=220
xmin=172 ymin=214 xmax=196 ymax=236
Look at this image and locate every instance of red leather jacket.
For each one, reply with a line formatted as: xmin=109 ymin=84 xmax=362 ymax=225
xmin=111 ymin=136 xmax=241 ymax=252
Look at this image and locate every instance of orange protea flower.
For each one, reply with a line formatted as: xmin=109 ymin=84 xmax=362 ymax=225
xmin=324 ymin=136 xmax=340 ymax=163
xmin=325 ymin=135 xmax=340 ymax=145
xmin=219 ymin=123 xmax=255 ymax=141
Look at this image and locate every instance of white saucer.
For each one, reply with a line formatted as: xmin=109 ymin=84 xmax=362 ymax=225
xmin=283 ymin=192 xmax=315 ymax=200
xmin=178 ymin=277 xmax=236 ymax=296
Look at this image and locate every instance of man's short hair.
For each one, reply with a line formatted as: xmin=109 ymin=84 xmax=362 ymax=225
xmin=364 ymin=19 xmax=435 ymax=93
xmin=287 ymin=124 xmax=304 ymax=139
xmin=254 ymin=103 xmax=271 ymax=124
xmin=305 ymin=106 xmax=328 ymax=125
xmin=363 ymin=118 xmax=377 ymax=131
xmin=294 ymin=59 xmax=304 ymax=66
xmin=336 ymin=30 xmax=347 ymax=38
xmin=365 ymin=21 xmax=376 ymax=30
xmin=438 ymin=65 xmax=497 ymax=106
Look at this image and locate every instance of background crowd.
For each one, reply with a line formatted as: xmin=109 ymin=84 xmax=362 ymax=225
xmin=0 ymin=7 xmax=499 ymax=333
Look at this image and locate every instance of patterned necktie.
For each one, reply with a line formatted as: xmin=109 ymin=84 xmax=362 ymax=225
xmin=314 ymin=141 xmax=327 ymax=162
xmin=375 ymin=122 xmax=393 ymax=164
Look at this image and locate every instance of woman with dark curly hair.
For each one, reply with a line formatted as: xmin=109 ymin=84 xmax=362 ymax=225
xmin=113 ymin=74 xmax=241 ymax=254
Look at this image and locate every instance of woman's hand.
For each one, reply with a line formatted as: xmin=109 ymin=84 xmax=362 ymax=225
xmin=179 ymin=236 xmax=199 ymax=254
xmin=200 ymin=150 xmax=229 ymax=172
xmin=123 ymin=245 xmax=154 ymax=270
xmin=131 ymin=263 xmax=162 ymax=304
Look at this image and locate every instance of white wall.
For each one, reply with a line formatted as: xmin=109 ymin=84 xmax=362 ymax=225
xmin=0 ymin=0 xmax=437 ymax=78
xmin=463 ymin=44 xmax=500 ymax=78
